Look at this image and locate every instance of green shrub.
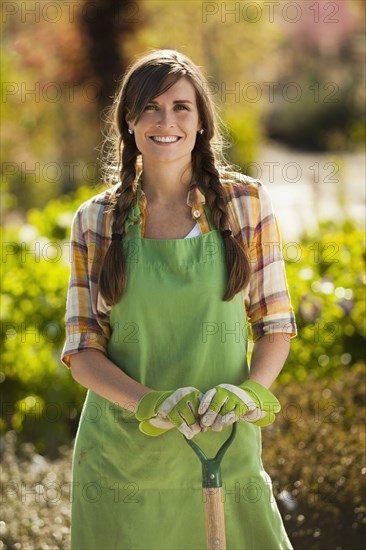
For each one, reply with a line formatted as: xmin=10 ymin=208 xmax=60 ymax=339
xmin=224 ymin=106 xmax=263 ymax=174
xmin=264 ymin=361 xmax=366 ymax=550
xmin=1 ymin=186 xmax=103 ymax=456
xmin=265 ymin=70 xmax=365 ymax=151
xmin=280 ymin=218 xmax=365 ymax=385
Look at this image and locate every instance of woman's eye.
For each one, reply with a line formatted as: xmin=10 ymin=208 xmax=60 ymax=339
xmin=143 ymin=104 xmax=189 ymax=112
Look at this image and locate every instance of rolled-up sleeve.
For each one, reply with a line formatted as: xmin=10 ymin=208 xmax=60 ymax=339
xmin=245 ymin=181 xmax=297 ymax=342
xmin=61 ymin=206 xmax=109 ymax=367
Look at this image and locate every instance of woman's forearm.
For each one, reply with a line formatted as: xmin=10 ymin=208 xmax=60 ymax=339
xmin=69 ymin=332 xmax=290 ymax=412
xmin=69 ymin=350 xmax=151 ymax=413
xmin=248 ymin=332 xmax=291 ymax=389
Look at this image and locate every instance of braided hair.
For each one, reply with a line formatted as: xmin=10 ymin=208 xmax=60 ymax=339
xmin=99 ymin=50 xmax=251 ymax=305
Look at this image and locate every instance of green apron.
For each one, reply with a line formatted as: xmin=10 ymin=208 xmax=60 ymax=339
xmin=70 ymin=188 xmax=293 ymax=550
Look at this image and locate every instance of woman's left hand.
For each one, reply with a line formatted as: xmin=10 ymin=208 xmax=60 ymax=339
xmin=198 ymin=380 xmax=281 ymax=431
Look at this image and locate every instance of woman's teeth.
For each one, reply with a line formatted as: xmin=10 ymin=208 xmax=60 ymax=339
xmin=151 ymin=136 xmax=180 ymax=143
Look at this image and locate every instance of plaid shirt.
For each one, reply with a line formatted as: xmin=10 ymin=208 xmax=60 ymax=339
xmin=61 ymin=172 xmax=297 ymax=367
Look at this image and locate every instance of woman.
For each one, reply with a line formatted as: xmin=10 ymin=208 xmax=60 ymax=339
xmin=61 ymin=49 xmax=297 ymax=549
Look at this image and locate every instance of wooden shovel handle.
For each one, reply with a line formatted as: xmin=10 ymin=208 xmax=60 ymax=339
xmin=203 ymin=487 xmax=226 ymax=550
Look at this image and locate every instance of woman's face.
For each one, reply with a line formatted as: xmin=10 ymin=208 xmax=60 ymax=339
xmin=126 ymin=76 xmax=201 ymax=165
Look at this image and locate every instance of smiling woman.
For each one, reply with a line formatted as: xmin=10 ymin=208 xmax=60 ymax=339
xmin=127 ymin=78 xmax=201 ymax=167
xmin=61 ymin=49 xmax=297 ymax=550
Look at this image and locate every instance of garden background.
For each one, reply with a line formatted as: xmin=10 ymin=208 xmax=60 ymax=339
xmin=1 ymin=1 xmax=365 ymax=549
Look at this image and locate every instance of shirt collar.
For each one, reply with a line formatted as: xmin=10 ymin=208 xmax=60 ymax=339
xmin=187 ymin=184 xmax=206 ymax=207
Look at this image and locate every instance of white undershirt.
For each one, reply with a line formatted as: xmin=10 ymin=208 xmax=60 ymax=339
xmin=184 ymin=223 xmax=201 ymax=239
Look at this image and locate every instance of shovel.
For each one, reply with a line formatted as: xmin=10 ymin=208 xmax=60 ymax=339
xmin=184 ymin=422 xmax=237 ymax=550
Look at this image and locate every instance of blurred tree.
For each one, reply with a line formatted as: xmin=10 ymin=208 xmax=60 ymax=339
xmin=3 ymin=0 xmax=363 ymax=217
xmin=1 ymin=0 xmax=140 ymax=214
xmin=264 ymin=0 xmax=365 ymax=150
xmin=79 ymin=0 xmax=140 ymax=111
xmin=284 ymin=0 xmax=361 ymax=56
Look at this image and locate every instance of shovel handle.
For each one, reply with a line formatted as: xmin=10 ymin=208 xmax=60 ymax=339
xmin=184 ymin=423 xmax=237 ymax=488
xmin=203 ymin=487 xmax=226 ymax=550
xmin=184 ymin=423 xmax=237 ymax=550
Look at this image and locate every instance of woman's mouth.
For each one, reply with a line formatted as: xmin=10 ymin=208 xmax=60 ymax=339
xmin=149 ymin=136 xmax=181 ymax=144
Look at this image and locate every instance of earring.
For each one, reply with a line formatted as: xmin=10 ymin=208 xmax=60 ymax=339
xmin=128 ymin=128 xmax=134 ymax=135
xmin=199 ymin=129 xmax=204 ymax=135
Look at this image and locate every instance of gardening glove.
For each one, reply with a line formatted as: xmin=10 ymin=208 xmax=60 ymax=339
xmin=198 ymin=380 xmax=281 ymax=431
xmin=135 ymin=387 xmax=203 ymax=439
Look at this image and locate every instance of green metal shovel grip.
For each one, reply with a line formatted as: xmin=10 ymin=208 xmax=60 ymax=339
xmin=184 ymin=423 xmax=237 ymax=489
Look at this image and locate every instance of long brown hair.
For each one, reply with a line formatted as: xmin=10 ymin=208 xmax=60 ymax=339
xmin=99 ymin=49 xmax=251 ymax=305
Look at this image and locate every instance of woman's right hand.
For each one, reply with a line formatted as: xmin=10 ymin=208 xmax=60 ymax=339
xmin=135 ymin=387 xmax=203 ymax=439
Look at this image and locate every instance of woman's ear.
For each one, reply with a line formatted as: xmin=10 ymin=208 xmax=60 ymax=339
xmin=125 ymin=111 xmax=133 ymax=130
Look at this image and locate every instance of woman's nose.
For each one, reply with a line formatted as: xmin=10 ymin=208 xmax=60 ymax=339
xmin=156 ymin=109 xmax=174 ymax=128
